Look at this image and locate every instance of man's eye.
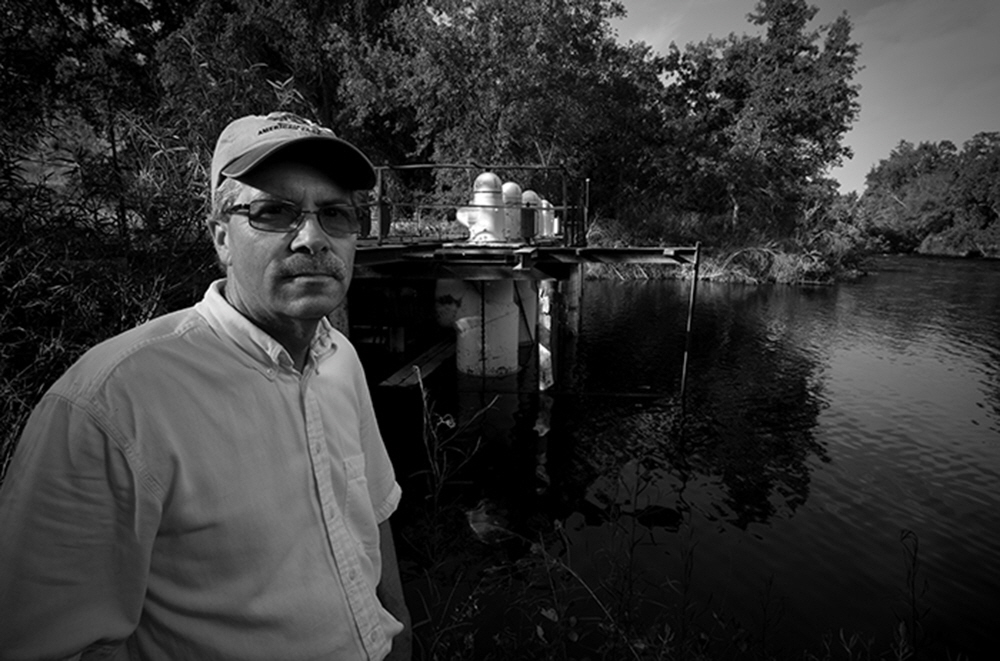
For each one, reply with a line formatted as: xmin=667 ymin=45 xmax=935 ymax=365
xmin=318 ymin=206 xmax=353 ymax=222
xmin=254 ymin=201 xmax=296 ymax=220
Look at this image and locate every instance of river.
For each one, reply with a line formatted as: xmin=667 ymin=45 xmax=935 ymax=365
xmin=389 ymin=255 xmax=1000 ymax=659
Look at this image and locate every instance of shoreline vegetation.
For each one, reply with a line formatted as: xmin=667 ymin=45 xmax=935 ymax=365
xmin=583 ymin=244 xmax=996 ymax=286
xmin=579 ymin=214 xmax=869 ymax=286
xmin=581 ymin=202 xmax=999 ymax=285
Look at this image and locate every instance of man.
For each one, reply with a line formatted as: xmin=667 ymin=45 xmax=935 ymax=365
xmin=0 ymin=112 xmax=411 ymax=660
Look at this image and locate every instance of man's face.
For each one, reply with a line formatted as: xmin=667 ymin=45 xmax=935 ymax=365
xmin=209 ymin=159 xmax=357 ymax=328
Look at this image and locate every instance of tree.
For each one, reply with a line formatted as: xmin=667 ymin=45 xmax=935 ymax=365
xmin=855 ymin=134 xmax=1000 ymax=256
xmin=858 ymin=140 xmax=958 ymax=252
xmin=950 ymin=132 xmax=1000 ymax=228
xmin=661 ymin=0 xmax=860 ymax=239
xmin=366 ymin=0 xmax=667 ymax=212
xmin=1 ymin=0 xmax=214 ymax=480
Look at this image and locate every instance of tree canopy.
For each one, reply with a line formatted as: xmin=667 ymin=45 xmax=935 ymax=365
xmin=3 ymin=0 xmax=865 ymax=243
xmin=660 ymin=0 xmax=859 ymax=236
xmin=859 ymin=134 xmax=1000 ymax=256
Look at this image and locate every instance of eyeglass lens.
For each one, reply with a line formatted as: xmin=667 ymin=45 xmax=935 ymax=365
xmin=248 ymin=200 xmax=360 ymax=235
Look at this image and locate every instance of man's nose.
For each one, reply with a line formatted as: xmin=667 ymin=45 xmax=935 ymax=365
xmin=290 ymin=212 xmax=330 ymax=253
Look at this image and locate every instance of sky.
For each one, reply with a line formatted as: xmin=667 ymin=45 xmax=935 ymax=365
xmin=610 ymin=0 xmax=1000 ymax=193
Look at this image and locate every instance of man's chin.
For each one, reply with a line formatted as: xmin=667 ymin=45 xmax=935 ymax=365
xmin=281 ymin=287 xmax=346 ymax=320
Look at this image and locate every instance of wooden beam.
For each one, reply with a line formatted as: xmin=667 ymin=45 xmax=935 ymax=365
xmin=379 ymin=341 xmax=456 ymax=388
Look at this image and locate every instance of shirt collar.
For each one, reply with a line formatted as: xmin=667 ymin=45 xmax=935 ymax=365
xmin=195 ymin=279 xmax=338 ymax=371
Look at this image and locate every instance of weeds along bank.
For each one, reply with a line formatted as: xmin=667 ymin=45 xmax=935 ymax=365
xmin=0 ymin=236 xmax=217 ymax=482
xmin=583 ymin=238 xmax=871 ymax=286
xmin=583 ymin=204 xmax=878 ymax=285
xmin=583 ymin=247 xmax=868 ymax=285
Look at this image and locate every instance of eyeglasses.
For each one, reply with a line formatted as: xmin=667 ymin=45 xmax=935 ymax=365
xmin=226 ymin=199 xmax=363 ymax=236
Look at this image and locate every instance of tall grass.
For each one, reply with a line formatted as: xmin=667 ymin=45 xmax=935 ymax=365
xmin=583 ymin=205 xmax=876 ymax=284
xmin=0 ymin=113 xmax=216 ymax=484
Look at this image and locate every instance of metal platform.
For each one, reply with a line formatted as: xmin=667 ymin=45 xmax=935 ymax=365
xmin=355 ymin=239 xmax=699 ymax=280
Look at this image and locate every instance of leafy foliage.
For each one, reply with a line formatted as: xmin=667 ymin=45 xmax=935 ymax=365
xmin=859 ymin=134 xmax=1000 ymax=256
xmin=658 ymin=0 xmax=860 ymax=239
xmin=365 ymin=0 xmax=665 ymax=207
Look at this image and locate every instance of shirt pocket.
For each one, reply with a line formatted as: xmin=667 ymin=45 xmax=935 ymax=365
xmin=342 ymin=454 xmax=379 ymax=554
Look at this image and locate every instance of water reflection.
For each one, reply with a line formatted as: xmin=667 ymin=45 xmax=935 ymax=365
xmin=559 ymin=281 xmax=832 ymax=529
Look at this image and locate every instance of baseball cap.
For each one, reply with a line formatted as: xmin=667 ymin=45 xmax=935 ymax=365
xmin=210 ymin=112 xmax=377 ymax=196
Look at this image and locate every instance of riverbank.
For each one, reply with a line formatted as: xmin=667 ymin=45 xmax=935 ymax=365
xmin=917 ymin=235 xmax=1000 ymax=259
xmin=583 ymin=246 xmax=868 ymax=285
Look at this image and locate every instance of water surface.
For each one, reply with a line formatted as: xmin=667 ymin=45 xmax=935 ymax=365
xmin=550 ymin=256 xmax=1000 ymax=657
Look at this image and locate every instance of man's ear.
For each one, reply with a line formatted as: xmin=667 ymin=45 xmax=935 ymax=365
xmin=207 ymin=218 xmax=232 ymax=267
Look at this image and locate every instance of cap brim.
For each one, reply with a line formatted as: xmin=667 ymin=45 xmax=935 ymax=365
xmin=220 ymin=135 xmax=377 ymax=190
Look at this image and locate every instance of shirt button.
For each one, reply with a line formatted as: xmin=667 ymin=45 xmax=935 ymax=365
xmin=370 ymin=632 xmax=378 ymax=643
xmin=348 ymin=569 xmax=357 ymax=581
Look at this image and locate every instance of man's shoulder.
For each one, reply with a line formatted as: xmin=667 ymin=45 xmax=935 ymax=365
xmin=51 ymin=306 xmax=213 ymax=400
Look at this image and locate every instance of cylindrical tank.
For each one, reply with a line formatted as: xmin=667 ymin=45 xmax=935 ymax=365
xmin=458 ymin=172 xmax=505 ymax=242
xmin=502 ymin=181 xmax=523 ymax=241
xmin=521 ymin=190 xmax=541 ymax=242
xmin=539 ymin=199 xmax=555 ymax=237
xmin=473 ymin=171 xmax=503 ymax=199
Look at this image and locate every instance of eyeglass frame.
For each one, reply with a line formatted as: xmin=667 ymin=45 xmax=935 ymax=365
xmin=224 ymin=198 xmax=365 ymax=237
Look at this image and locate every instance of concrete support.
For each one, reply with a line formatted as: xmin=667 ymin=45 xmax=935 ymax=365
xmin=436 ymin=279 xmax=522 ymax=377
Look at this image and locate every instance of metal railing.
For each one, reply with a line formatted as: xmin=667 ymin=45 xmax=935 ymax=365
xmin=366 ymin=162 xmax=587 ymax=246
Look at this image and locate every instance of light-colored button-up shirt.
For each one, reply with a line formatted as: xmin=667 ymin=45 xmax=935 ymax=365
xmin=0 ymin=280 xmax=403 ymax=660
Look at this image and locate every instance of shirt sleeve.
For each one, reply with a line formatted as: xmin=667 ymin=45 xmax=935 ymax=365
xmin=352 ymin=352 xmax=401 ymax=524
xmin=0 ymin=394 xmax=162 ymax=660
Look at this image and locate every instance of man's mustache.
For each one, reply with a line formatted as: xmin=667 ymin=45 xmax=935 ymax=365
xmin=277 ymin=255 xmax=349 ymax=280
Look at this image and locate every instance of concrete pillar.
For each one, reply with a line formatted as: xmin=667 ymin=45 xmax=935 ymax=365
xmin=438 ymin=279 xmax=521 ymax=377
